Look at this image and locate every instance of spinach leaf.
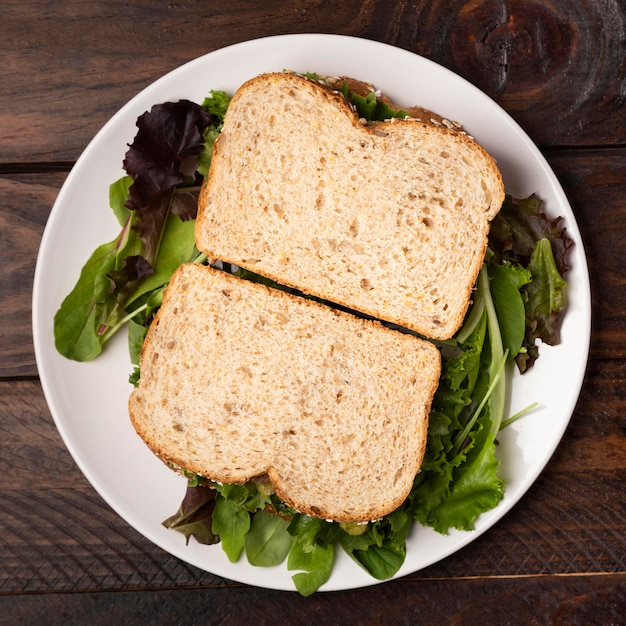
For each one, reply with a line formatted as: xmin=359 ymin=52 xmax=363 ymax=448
xmin=53 ymin=218 xmax=142 ymax=361
xmin=286 ymin=515 xmax=336 ymax=595
xmin=288 ymin=540 xmax=335 ymax=596
xmin=338 ymin=510 xmax=411 ymax=580
xmin=488 ymin=262 xmax=531 ymax=361
xmin=245 ymin=510 xmax=295 ymax=567
xmin=212 ymin=496 xmax=251 ymax=562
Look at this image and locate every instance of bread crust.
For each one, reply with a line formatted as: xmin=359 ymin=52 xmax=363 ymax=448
xmin=196 ymin=72 xmax=504 ymax=340
xmin=129 ymin=264 xmax=441 ymax=522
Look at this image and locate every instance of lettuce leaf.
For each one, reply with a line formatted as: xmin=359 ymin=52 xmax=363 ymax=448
xmin=338 ymin=509 xmax=412 ymax=580
xmin=161 ymin=484 xmax=219 ymax=546
xmin=245 ymin=510 xmax=295 ymax=567
xmin=288 ymin=540 xmax=335 ymax=597
xmin=342 ymin=86 xmax=409 ymax=121
xmin=423 ymin=423 xmax=503 ymax=534
xmin=54 ymin=95 xmax=229 ymax=362
xmin=409 ymin=294 xmax=502 ymax=532
xmin=488 ymin=194 xmax=573 ymax=372
xmin=488 ymin=262 xmax=532 ymax=361
xmin=524 ymin=238 xmax=568 ymax=344
xmin=285 ymin=515 xmax=336 ymax=596
xmin=489 ymin=194 xmax=573 ymax=275
xmin=211 ymin=496 xmax=252 ymax=562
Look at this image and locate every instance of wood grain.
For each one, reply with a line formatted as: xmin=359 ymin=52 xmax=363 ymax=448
xmin=547 ymin=148 xmax=626 ymax=360
xmin=1 ymin=574 xmax=625 ymax=625
xmin=0 ymin=0 xmax=367 ymax=164
xmin=420 ymin=0 xmax=626 ymax=147
xmin=0 ymin=172 xmax=66 ymax=378
xmin=1 ymin=0 xmax=625 ymax=619
xmin=2 ymin=0 xmax=625 ymax=165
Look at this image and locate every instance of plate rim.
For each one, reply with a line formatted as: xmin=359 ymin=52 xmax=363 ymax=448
xmin=32 ymin=33 xmax=592 ymax=592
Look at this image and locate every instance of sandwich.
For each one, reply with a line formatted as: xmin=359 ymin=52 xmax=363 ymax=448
xmin=52 ymin=68 xmax=571 ymax=594
xmin=129 ymin=71 xmax=505 ymax=523
xmin=195 ymin=72 xmax=505 ymax=340
xmin=129 ymin=263 xmax=441 ymax=522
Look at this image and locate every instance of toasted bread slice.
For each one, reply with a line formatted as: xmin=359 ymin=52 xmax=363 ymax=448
xmin=196 ymin=72 xmax=504 ymax=340
xmin=129 ymin=263 xmax=441 ymax=522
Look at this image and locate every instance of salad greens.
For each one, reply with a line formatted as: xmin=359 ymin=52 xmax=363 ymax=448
xmin=53 ymin=81 xmax=573 ymax=596
xmin=489 ymin=194 xmax=572 ymax=372
xmin=54 ymin=95 xmax=228 ymax=362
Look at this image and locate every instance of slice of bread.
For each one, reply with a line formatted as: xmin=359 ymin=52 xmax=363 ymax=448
xmin=129 ymin=263 xmax=441 ymax=522
xmin=195 ymin=72 xmax=505 ymax=340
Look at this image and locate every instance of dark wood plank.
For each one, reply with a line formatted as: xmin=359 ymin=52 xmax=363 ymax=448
xmin=0 ymin=172 xmax=66 ymax=378
xmin=2 ymin=0 xmax=625 ymax=164
xmin=0 ymin=379 xmax=76 ymax=491
xmin=1 ymin=573 xmax=624 ymax=625
xmin=547 ymin=148 xmax=626 ymax=360
xmin=1 ymin=371 xmax=624 ymax=594
xmin=405 ymin=0 xmax=626 ymax=148
xmin=0 ymin=0 xmax=369 ymax=164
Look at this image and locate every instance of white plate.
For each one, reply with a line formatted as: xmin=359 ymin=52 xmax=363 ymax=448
xmin=33 ymin=34 xmax=591 ymax=592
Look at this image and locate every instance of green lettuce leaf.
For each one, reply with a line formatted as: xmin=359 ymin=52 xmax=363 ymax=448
xmin=288 ymin=540 xmax=335 ymax=597
xmin=53 ymin=218 xmax=142 ymax=361
xmin=524 ymin=238 xmax=567 ymax=345
xmin=338 ymin=509 xmax=411 ymax=580
xmin=343 ymin=87 xmax=410 ymax=121
xmin=488 ymin=262 xmax=532 ymax=361
xmin=245 ymin=510 xmax=295 ymax=567
xmin=424 ymin=423 xmax=503 ymax=534
xmin=211 ymin=496 xmax=252 ymax=562
xmin=287 ymin=515 xmax=336 ymax=595
xmin=489 ymin=194 xmax=572 ymax=372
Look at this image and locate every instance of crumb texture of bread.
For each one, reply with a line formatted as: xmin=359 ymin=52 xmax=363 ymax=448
xmin=196 ymin=72 xmax=505 ymax=340
xmin=129 ymin=264 xmax=441 ymax=522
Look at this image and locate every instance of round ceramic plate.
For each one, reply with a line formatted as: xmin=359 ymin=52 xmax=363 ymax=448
xmin=33 ymin=34 xmax=591 ymax=592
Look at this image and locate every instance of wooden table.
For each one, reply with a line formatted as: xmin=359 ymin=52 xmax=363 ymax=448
xmin=2 ymin=1 xmax=624 ymax=623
